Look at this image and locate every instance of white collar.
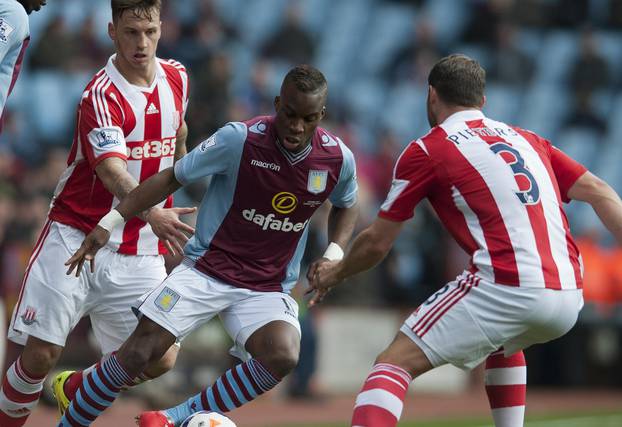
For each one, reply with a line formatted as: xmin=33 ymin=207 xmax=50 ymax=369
xmin=104 ymin=54 xmax=165 ymax=95
xmin=441 ymin=109 xmax=485 ymax=126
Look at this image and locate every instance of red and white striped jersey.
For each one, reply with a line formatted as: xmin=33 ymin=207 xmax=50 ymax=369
xmin=49 ymin=55 xmax=189 ymax=255
xmin=380 ymin=110 xmax=586 ymax=290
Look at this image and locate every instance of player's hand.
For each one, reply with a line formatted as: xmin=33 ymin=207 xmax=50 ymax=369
xmin=146 ymin=206 xmax=197 ymax=256
xmin=306 ymin=257 xmax=330 ymax=283
xmin=65 ymin=226 xmax=110 ymax=276
xmin=306 ymin=259 xmax=343 ymax=308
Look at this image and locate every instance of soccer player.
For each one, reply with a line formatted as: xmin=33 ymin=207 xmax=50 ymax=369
xmin=58 ymin=64 xmax=359 ymax=427
xmin=0 ymin=0 xmax=46 ymax=126
xmin=0 ymin=0 xmax=46 ymax=378
xmin=309 ymin=54 xmax=620 ymax=427
xmin=0 ymin=1 xmax=195 ymax=426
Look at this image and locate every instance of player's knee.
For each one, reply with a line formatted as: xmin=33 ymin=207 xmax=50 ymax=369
xmin=374 ymin=347 xmax=428 ymax=379
xmin=22 ymin=339 xmax=63 ymax=377
xmin=260 ymin=345 xmax=299 ymax=378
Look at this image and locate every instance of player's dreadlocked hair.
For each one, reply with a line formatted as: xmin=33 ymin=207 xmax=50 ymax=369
xmin=428 ymin=54 xmax=486 ymax=108
xmin=111 ymin=0 xmax=161 ymax=22
xmin=282 ymin=65 xmax=328 ymax=95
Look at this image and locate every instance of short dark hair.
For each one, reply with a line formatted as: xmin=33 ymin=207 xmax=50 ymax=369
xmin=282 ymin=65 xmax=328 ymax=95
xmin=111 ymin=0 xmax=161 ymax=22
xmin=428 ymin=54 xmax=485 ymax=107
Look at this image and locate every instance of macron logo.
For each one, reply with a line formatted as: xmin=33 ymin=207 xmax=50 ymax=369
xmin=251 ymin=159 xmax=281 ymax=172
xmin=146 ymin=102 xmax=159 ymax=115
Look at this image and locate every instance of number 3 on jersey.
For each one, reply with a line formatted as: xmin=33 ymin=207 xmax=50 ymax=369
xmin=489 ymin=143 xmax=540 ymax=205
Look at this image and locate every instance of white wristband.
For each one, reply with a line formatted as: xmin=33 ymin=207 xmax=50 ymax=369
xmin=323 ymin=242 xmax=344 ymax=261
xmin=97 ymin=209 xmax=125 ymax=232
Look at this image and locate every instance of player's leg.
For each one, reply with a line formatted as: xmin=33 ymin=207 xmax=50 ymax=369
xmin=0 ymin=337 xmax=63 ymax=427
xmin=351 ymin=331 xmax=430 ymax=427
xmin=53 ymin=251 xmax=179 ymax=415
xmin=57 ymin=316 xmax=176 ymax=427
xmin=53 ymin=344 xmax=180 ymax=417
xmin=484 ymin=349 xmax=526 ymax=427
xmin=352 ymin=272 xmax=494 ymax=427
xmin=152 ymin=291 xmax=301 ymax=425
xmin=480 ymin=287 xmax=582 ymax=427
xmin=1 ymin=221 xmax=88 ymax=427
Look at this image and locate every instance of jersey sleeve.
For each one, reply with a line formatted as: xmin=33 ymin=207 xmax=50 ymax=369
xmin=548 ymin=143 xmax=588 ymax=203
xmin=181 ymin=67 xmax=189 ymax=118
xmin=329 ymin=141 xmax=358 ymax=208
xmin=174 ymin=121 xmax=247 ymax=185
xmin=0 ymin=4 xmax=29 ymax=113
xmin=78 ymin=88 xmax=127 ymax=169
xmin=378 ymin=141 xmax=435 ymax=222
xmin=0 ymin=3 xmax=29 ymax=51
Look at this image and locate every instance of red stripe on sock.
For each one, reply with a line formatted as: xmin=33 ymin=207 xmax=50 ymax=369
xmin=79 ymin=380 xmax=108 ymax=412
xmin=72 ymin=399 xmax=97 ymax=422
xmin=86 ymin=374 xmax=114 ymax=405
xmin=361 ymin=377 xmax=407 ymax=397
xmin=365 ymin=369 xmax=409 ymax=388
xmin=0 ymin=409 xmax=28 ymax=427
xmin=200 ymin=390 xmax=210 ymax=411
xmin=241 ymin=363 xmax=261 ymax=395
xmin=351 ymin=405 xmax=398 ymax=427
xmin=211 ymin=385 xmax=228 ymax=413
xmin=221 ymin=375 xmax=242 ymax=408
xmin=2 ymin=376 xmax=41 ymax=404
xmin=231 ymin=366 xmax=253 ymax=402
xmin=64 ymin=409 xmax=84 ymax=426
xmin=485 ymin=351 xmax=526 ymax=369
xmin=96 ymin=366 xmax=120 ymax=394
xmin=486 ymin=384 xmax=527 ymax=408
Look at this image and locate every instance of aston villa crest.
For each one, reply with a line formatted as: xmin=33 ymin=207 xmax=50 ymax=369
xmin=154 ymin=287 xmax=180 ymax=312
xmin=307 ymin=170 xmax=328 ymax=194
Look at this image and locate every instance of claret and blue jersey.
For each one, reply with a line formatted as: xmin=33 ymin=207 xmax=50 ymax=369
xmin=174 ymin=115 xmax=357 ymax=293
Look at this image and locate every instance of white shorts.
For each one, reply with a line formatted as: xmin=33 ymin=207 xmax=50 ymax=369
xmin=8 ymin=221 xmax=166 ymax=354
xmin=400 ymin=272 xmax=584 ymax=370
xmin=134 ymin=259 xmax=301 ymax=361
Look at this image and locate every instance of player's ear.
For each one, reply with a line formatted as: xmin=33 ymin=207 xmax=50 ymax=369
xmin=108 ymin=22 xmax=116 ymax=42
xmin=480 ymin=95 xmax=487 ymax=109
xmin=320 ymin=106 xmax=326 ymax=120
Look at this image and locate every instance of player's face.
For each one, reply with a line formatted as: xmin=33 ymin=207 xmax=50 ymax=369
xmin=109 ymin=8 xmax=161 ymax=73
xmin=18 ymin=0 xmax=46 ymax=14
xmin=274 ymin=84 xmax=326 ymax=153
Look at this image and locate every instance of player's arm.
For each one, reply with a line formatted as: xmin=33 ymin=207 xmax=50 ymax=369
xmin=66 ymin=167 xmax=194 ymax=275
xmin=94 ymin=157 xmax=194 ymax=254
xmin=67 ymin=122 xmax=246 ymax=275
xmin=95 ymin=157 xmax=150 ymax=219
xmin=568 ymin=172 xmax=622 ymax=244
xmin=306 ymin=202 xmax=359 ymax=283
xmin=309 ymin=140 xmax=434 ymax=305
xmin=174 ymin=119 xmax=188 ymax=161
xmin=327 ymin=202 xmax=359 ymax=251
xmin=308 ymin=217 xmax=404 ymax=305
xmin=306 ymin=141 xmax=360 ymax=282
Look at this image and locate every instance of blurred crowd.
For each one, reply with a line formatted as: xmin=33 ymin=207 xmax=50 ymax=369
xmin=1 ymin=0 xmax=622 ymax=396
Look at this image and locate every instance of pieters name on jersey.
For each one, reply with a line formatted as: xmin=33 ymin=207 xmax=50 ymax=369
xmin=242 ymin=209 xmax=308 ymax=232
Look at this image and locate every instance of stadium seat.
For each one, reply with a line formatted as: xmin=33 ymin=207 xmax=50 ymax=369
xmin=358 ymin=3 xmax=416 ymax=75
xmin=381 ymin=82 xmax=427 ymax=143
xmin=483 ymin=84 xmax=522 ymax=125
xmin=420 ymin=0 xmax=469 ymax=49
xmin=534 ymin=31 xmax=577 ymax=86
xmin=518 ymin=83 xmax=570 ymax=140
